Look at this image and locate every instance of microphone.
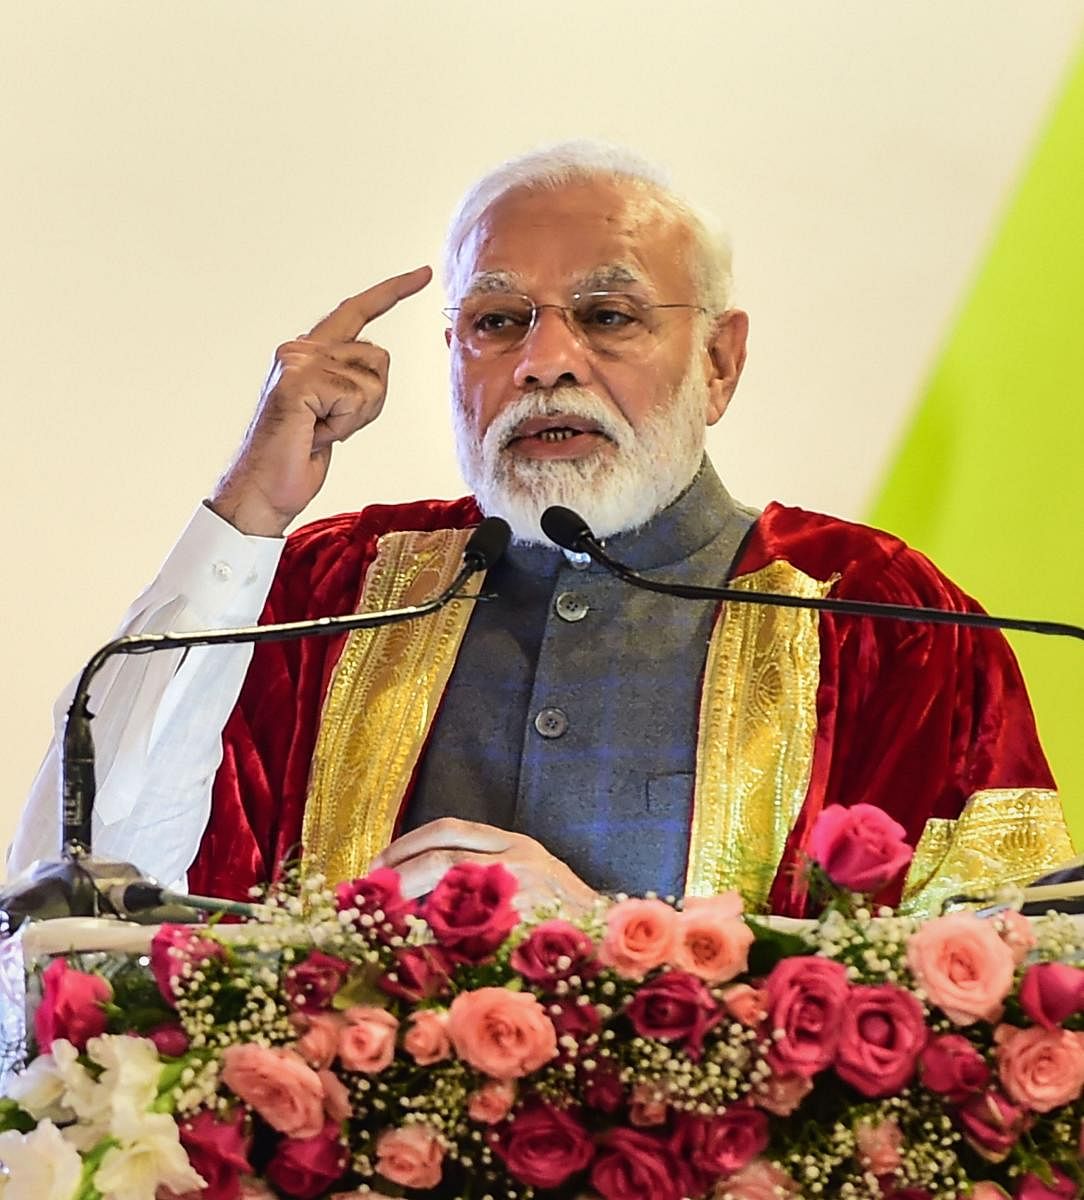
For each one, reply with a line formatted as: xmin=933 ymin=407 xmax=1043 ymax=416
xmin=0 ymin=517 xmax=510 ymax=931
xmin=540 ymin=506 xmax=1084 ymax=642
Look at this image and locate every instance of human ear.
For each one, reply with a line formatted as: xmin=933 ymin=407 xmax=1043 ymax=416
xmin=704 ymin=309 xmax=749 ymax=425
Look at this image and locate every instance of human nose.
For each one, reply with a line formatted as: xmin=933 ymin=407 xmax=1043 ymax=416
xmin=511 ymin=305 xmax=592 ymax=390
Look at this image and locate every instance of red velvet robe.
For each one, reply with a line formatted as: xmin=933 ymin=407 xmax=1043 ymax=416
xmin=187 ymin=497 xmax=1056 ymax=916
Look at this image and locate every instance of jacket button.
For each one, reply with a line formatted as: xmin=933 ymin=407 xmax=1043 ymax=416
xmin=555 ymin=591 xmax=589 ymax=622
xmin=534 ymin=707 xmax=569 ymax=739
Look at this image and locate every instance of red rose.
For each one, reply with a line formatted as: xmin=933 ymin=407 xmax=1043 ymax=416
xmin=591 ymin=1129 xmax=685 ymax=1200
xmin=378 ymin=945 xmax=453 ymax=1003
xmin=1019 ymin=962 xmax=1084 ymax=1029
xmin=178 ymin=1108 xmax=252 ymax=1200
xmin=957 ymin=1090 xmax=1030 ymax=1162
xmin=919 ymin=1034 xmax=990 ymax=1102
xmin=493 ymin=1099 xmax=594 ymax=1190
xmin=835 ymin=983 xmax=927 ymax=1097
xmin=148 ymin=1023 xmax=190 ymax=1057
xmin=1015 ymin=1169 xmax=1077 ymax=1200
xmin=334 ymin=867 xmax=415 ymax=941
xmin=34 ymin=958 xmax=111 ymax=1052
xmin=150 ymin=924 xmax=225 ymax=1008
xmin=285 ymin=951 xmax=349 ymax=1013
xmin=549 ymin=997 xmax=602 ymax=1045
xmin=671 ymin=1106 xmax=769 ymax=1191
xmin=626 ymin=970 xmax=722 ymax=1061
xmin=510 ymin=920 xmax=598 ymax=988
xmin=265 ymin=1120 xmax=348 ymax=1200
xmin=763 ymin=956 xmax=849 ymax=1078
xmin=422 ymin=861 xmax=520 ymax=962
xmin=580 ymin=1061 xmax=625 ymax=1113
xmin=809 ymin=803 xmax=914 ymax=894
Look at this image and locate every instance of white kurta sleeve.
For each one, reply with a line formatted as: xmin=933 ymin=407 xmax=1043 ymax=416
xmin=7 ymin=504 xmax=284 ymax=888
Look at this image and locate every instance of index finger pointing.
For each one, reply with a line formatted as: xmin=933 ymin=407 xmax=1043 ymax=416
xmin=307 ymin=265 xmax=433 ymax=341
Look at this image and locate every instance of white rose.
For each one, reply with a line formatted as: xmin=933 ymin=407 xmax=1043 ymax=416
xmin=4 ymin=1055 xmax=72 ymax=1123
xmin=94 ymin=1110 xmax=204 ymax=1200
xmin=0 ymin=1119 xmax=83 ymax=1200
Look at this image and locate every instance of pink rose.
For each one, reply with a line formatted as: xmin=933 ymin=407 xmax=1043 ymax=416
xmin=176 ymin=1108 xmax=252 ymax=1200
xmin=995 ymin=911 xmax=1037 ymax=965
xmin=671 ymin=1106 xmax=769 ymax=1187
xmin=33 ymin=958 xmax=111 ymax=1052
xmin=447 ymin=987 xmax=558 ymax=1080
xmin=150 ymin=924 xmax=225 ymax=1008
xmin=808 ymin=803 xmax=914 ymax=893
xmin=628 ymin=1083 xmax=669 ymax=1127
xmin=337 ymin=1006 xmax=398 ymax=1074
xmin=549 ymin=997 xmax=602 ymax=1047
xmin=403 ymin=1008 xmax=452 ymax=1065
xmin=995 ymin=1023 xmax=1084 ymax=1112
xmin=265 ymin=1120 xmax=348 ymax=1200
xmin=510 ymin=920 xmax=598 ymax=987
xmin=590 ymin=1128 xmax=685 ymax=1200
xmin=671 ymin=894 xmax=754 ymax=984
xmin=1015 ymin=1170 xmax=1077 ymax=1199
xmin=625 ymin=970 xmax=723 ymax=1060
xmin=970 ymin=1186 xmax=1010 ymax=1200
xmin=1019 ymin=962 xmax=1084 ymax=1029
xmin=378 ymin=944 xmax=453 ymax=1003
xmin=494 ymin=1099 xmax=594 ymax=1190
xmin=906 ymin=912 xmax=1016 ymax=1025
xmin=713 ymin=1158 xmax=798 ymax=1200
xmin=422 ymin=861 xmax=520 ymax=962
xmin=285 ymin=950 xmax=349 ymax=1014
xmin=147 ymin=1023 xmax=189 ymax=1058
xmin=754 ymin=1069 xmax=812 ymax=1116
xmin=919 ymin=1033 xmax=990 ymax=1101
xmin=221 ymin=1044 xmax=325 ymax=1138
xmin=835 ymin=983 xmax=927 ymax=1097
xmin=854 ymin=1117 xmax=903 ymax=1176
xmin=334 ymin=867 xmax=415 ymax=941
xmin=319 ymin=1070 xmax=352 ymax=1122
xmin=467 ymin=1079 xmax=516 ymax=1124
xmin=375 ymin=1123 xmax=444 ymax=1190
xmin=763 ymin=955 xmax=849 ymax=1077
xmin=599 ymin=898 xmax=677 ymax=979
xmin=721 ymin=983 xmax=769 ymax=1027
xmin=291 ymin=1011 xmax=346 ymax=1071
xmin=957 ymin=1090 xmax=1030 ymax=1162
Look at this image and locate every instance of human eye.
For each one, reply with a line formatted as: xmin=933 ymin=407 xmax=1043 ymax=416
xmin=577 ymin=294 xmax=644 ymax=333
xmin=469 ymin=299 xmax=532 ymax=338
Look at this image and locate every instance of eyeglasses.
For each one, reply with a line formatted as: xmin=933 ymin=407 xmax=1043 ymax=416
xmin=442 ymin=291 xmax=706 ymax=355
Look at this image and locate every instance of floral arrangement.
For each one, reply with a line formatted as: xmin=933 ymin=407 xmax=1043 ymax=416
xmin=2 ymin=805 xmax=1084 ymax=1200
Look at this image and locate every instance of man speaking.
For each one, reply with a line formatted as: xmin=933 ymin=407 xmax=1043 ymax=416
xmin=9 ymin=143 xmax=1074 ymax=917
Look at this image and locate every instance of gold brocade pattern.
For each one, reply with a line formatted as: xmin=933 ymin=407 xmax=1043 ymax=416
xmin=301 ymin=528 xmax=482 ymax=884
xmin=901 ymin=788 xmax=1075 ymax=917
xmin=686 ymin=562 xmax=836 ymax=908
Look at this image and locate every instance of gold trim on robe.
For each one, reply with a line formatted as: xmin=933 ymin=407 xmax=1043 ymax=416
xmin=301 ymin=527 xmax=483 ymax=883
xmin=685 ymin=562 xmax=836 ymax=908
xmin=901 ymin=788 xmax=1075 ymax=917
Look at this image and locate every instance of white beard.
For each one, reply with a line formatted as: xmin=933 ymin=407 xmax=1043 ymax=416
xmin=452 ymin=365 xmax=709 ymax=545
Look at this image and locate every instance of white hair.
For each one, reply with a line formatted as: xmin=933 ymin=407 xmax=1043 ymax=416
xmin=441 ymin=140 xmax=734 ymax=315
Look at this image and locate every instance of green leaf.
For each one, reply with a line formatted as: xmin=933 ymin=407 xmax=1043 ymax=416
xmin=745 ymin=920 xmax=812 ymax=976
xmin=331 ymin=968 xmax=386 ymax=1011
xmin=0 ymin=1097 xmax=36 ymax=1134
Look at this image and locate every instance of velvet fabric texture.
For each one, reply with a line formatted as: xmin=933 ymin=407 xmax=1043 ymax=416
xmin=187 ymin=498 xmax=1054 ymax=916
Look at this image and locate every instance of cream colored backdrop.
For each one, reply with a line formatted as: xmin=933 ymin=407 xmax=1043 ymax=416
xmin=2 ymin=1 xmax=1081 ymax=877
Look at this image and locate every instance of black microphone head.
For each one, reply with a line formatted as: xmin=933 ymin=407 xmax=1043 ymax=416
xmin=540 ymin=506 xmax=593 ymax=552
xmin=463 ymin=516 xmax=511 ymax=570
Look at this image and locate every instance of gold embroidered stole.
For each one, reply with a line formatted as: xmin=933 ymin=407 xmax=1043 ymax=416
xmin=301 ymin=528 xmax=483 ymax=884
xmin=301 ymin=531 xmax=1074 ymax=910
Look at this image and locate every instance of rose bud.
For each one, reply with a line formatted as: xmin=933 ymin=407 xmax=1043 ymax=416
xmin=920 ymin=1034 xmax=990 ymax=1102
xmin=1018 ymin=962 xmax=1084 ymax=1029
xmin=957 ymin=1090 xmax=1030 ymax=1162
xmin=808 ymin=802 xmax=914 ymax=894
xmin=33 ymin=958 xmax=111 ymax=1052
xmin=334 ymin=867 xmax=414 ymax=940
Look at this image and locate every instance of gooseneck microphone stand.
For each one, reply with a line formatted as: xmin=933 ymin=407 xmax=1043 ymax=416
xmin=0 ymin=518 xmax=511 ymax=930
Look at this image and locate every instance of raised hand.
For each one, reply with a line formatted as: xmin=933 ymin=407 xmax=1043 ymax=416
xmin=209 ymin=266 xmax=432 ymax=536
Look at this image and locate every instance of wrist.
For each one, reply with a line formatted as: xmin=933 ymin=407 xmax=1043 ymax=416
xmin=205 ymin=487 xmax=291 ymax=538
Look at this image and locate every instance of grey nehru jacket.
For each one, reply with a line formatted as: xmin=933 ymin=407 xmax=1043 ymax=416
xmin=402 ymin=459 xmax=759 ymax=899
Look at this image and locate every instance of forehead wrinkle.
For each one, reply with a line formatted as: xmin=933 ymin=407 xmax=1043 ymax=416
xmin=576 ymin=263 xmax=649 ymax=295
